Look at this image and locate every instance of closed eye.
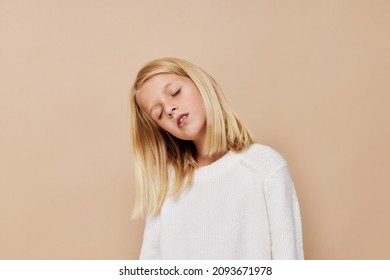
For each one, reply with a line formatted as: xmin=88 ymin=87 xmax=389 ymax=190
xmin=158 ymin=108 xmax=163 ymax=120
xmin=172 ymin=88 xmax=181 ymax=96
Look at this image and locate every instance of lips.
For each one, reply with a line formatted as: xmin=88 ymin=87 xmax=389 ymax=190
xmin=177 ymin=113 xmax=189 ymax=128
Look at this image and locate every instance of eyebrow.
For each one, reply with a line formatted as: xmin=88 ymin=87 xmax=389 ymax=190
xmin=147 ymin=82 xmax=173 ymax=116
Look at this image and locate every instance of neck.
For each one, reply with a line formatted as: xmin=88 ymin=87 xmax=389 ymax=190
xmin=196 ymin=151 xmax=226 ymax=167
xmin=194 ymin=136 xmax=226 ymax=167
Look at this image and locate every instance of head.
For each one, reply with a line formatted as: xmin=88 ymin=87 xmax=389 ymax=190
xmin=135 ymin=73 xmax=207 ymax=153
xmin=131 ymin=57 xmax=242 ymax=157
xmin=130 ymin=57 xmax=254 ymax=217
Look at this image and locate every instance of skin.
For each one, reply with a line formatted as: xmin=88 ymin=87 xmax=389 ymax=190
xmin=136 ymin=73 xmax=222 ymax=166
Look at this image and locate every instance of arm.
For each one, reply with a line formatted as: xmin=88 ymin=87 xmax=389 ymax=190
xmin=264 ymin=164 xmax=304 ymax=259
xmin=139 ymin=213 xmax=161 ymax=259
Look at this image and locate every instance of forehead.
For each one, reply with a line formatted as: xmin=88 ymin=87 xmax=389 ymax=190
xmin=140 ymin=73 xmax=179 ymax=93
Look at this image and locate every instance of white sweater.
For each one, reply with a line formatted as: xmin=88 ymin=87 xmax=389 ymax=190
xmin=139 ymin=144 xmax=304 ymax=259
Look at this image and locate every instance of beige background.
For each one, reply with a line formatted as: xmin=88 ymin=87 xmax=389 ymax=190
xmin=1 ymin=0 xmax=389 ymax=259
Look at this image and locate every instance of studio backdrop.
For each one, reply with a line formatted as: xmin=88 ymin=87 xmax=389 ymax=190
xmin=0 ymin=0 xmax=389 ymax=259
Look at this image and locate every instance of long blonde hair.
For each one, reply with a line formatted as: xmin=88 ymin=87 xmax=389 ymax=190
xmin=130 ymin=57 xmax=254 ymax=218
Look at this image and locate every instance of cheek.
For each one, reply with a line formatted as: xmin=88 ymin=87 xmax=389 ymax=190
xmin=196 ymin=99 xmax=207 ymax=117
xmin=159 ymin=122 xmax=175 ymax=134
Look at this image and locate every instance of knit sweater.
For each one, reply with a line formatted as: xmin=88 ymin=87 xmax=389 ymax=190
xmin=139 ymin=144 xmax=304 ymax=259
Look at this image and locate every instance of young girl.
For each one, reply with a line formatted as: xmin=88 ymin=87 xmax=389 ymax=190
xmin=130 ymin=57 xmax=304 ymax=260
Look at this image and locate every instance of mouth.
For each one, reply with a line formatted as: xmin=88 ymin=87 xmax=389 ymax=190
xmin=177 ymin=113 xmax=189 ymax=128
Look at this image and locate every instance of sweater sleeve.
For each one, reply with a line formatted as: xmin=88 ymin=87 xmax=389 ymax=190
xmin=139 ymin=213 xmax=161 ymax=259
xmin=263 ymin=164 xmax=304 ymax=259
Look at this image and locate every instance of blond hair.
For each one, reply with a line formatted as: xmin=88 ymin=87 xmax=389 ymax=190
xmin=130 ymin=57 xmax=254 ymax=218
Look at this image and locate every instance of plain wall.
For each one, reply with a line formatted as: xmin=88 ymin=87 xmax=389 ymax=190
xmin=0 ymin=0 xmax=389 ymax=259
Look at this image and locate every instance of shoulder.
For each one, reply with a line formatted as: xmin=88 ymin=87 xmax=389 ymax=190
xmin=235 ymin=144 xmax=288 ymax=177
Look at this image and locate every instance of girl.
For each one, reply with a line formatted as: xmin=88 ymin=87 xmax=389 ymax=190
xmin=130 ymin=57 xmax=304 ymax=259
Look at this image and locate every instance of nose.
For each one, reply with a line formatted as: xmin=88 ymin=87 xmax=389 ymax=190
xmin=167 ymin=105 xmax=178 ymax=118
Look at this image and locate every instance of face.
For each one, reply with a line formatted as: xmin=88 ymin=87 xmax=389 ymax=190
xmin=136 ymin=73 xmax=207 ymax=147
